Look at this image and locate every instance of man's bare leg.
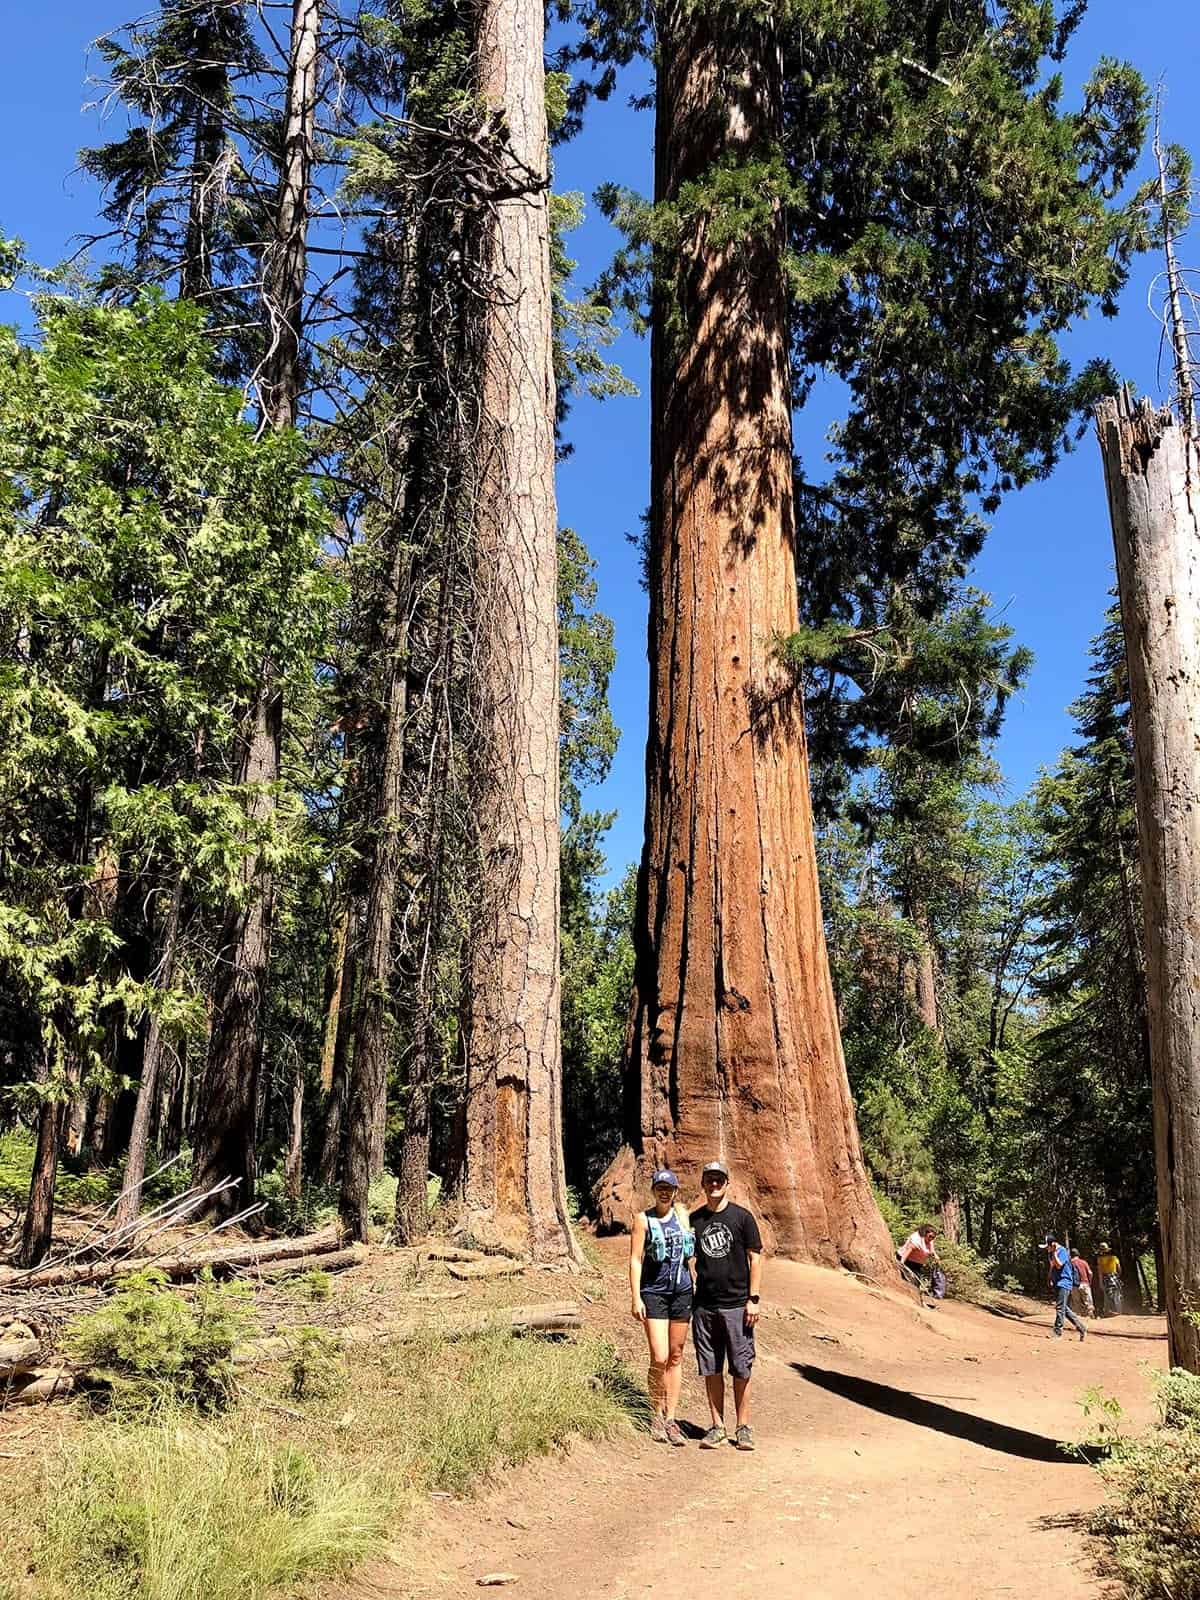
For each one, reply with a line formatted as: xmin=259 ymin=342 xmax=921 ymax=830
xmin=733 ymin=1375 xmax=752 ymax=1429
xmin=704 ymin=1373 xmax=726 ymax=1428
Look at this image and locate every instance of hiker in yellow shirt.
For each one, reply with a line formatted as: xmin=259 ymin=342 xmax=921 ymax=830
xmin=1096 ymin=1243 xmax=1123 ymax=1316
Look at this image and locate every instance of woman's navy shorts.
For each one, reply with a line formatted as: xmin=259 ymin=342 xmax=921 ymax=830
xmin=641 ymin=1286 xmax=694 ymax=1321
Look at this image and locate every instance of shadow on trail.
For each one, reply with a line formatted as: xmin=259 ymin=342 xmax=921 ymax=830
xmin=1082 ymin=1324 xmax=1166 ymax=1342
xmin=792 ymin=1364 xmax=1106 ymax=1465
xmin=980 ymin=1301 xmax=1034 ymax=1323
xmin=979 ymin=1304 xmax=1164 ymax=1342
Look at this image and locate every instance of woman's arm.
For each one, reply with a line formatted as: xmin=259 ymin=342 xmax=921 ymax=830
xmin=629 ymin=1211 xmax=648 ymax=1319
xmin=678 ymin=1203 xmax=697 ymax=1289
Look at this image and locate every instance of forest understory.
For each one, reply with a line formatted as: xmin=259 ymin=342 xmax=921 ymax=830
xmin=0 ymin=1217 xmax=1173 ymax=1600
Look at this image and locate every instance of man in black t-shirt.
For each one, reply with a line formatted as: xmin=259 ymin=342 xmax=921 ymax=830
xmin=690 ymin=1160 xmax=763 ymax=1451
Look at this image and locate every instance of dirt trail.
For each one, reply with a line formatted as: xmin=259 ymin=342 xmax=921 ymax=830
xmin=359 ymin=1244 xmax=1166 ymax=1600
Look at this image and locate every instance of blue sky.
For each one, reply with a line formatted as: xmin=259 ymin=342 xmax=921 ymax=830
xmin=3 ymin=2 xmax=1198 ymax=888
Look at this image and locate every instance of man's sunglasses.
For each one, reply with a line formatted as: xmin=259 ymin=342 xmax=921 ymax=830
xmin=701 ymin=1174 xmax=726 ymax=1184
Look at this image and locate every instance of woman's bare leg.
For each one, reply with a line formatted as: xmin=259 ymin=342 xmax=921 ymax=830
xmin=644 ymin=1318 xmax=669 ymax=1415
xmin=664 ymin=1319 xmax=688 ymax=1420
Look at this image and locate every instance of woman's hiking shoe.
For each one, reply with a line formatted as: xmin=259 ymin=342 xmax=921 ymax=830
xmin=735 ymin=1424 xmax=755 ymax=1451
xmin=699 ymin=1425 xmax=727 ymax=1449
xmin=664 ymin=1420 xmax=686 ymax=1447
xmin=649 ymin=1416 xmax=670 ymax=1444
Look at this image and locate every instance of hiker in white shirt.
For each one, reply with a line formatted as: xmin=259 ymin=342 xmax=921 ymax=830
xmin=897 ymin=1224 xmax=939 ymax=1287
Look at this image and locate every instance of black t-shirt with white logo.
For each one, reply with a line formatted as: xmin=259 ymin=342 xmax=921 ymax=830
xmin=690 ymin=1202 xmax=763 ymax=1309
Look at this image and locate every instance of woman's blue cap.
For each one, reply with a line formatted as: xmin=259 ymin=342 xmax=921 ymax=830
xmin=651 ymin=1169 xmax=679 ymax=1189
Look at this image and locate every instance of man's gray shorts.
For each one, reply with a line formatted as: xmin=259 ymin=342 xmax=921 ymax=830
xmin=692 ymin=1305 xmax=755 ymax=1378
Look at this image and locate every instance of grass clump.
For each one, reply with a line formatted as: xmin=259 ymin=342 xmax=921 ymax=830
xmin=361 ymin=1329 xmax=638 ymax=1495
xmin=1089 ymin=1366 xmax=1200 ymax=1597
xmin=65 ymin=1268 xmax=254 ymax=1412
xmin=18 ymin=1417 xmax=387 ymax=1600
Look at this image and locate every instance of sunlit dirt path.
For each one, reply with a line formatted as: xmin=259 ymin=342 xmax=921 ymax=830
xmin=347 ymin=1248 xmax=1165 ymax=1600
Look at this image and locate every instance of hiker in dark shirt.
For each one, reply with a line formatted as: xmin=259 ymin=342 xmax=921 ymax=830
xmin=690 ymin=1160 xmax=763 ymax=1452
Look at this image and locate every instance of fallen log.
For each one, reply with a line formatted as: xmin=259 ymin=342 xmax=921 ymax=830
xmin=3 ymin=1368 xmax=74 ymax=1405
xmin=236 ymin=1300 xmax=582 ymax=1363
xmin=0 ymin=1335 xmax=41 ymax=1379
xmin=238 ymin=1244 xmax=367 ymax=1284
xmin=446 ymin=1259 xmax=525 ymax=1282
xmin=0 ymin=1224 xmax=344 ymax=1292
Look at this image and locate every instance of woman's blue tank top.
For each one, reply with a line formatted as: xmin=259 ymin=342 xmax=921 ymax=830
xmin=640 ymin=1208 xmax=688 ymax=1295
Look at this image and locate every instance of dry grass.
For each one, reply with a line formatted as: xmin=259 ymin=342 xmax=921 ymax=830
xmin=0 ymin=1326 xmax=638 ymax=1600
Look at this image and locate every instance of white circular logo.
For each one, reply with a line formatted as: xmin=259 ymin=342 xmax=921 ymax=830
xmin=701 ymin=1222 xmax=733 ymax=1258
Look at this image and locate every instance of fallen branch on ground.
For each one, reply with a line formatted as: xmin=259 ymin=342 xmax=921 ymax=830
xmin=0 ymin=1224 xmax=344 ymax=1292
xmin=235 ymin=1243 xmax=367 ymax=1284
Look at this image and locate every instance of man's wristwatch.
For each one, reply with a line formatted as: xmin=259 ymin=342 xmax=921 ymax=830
xmin=748 ymin=1295 xmax=760 ymax=1305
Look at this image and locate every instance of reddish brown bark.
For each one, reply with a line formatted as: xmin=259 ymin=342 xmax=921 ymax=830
xmin=595 ymin=2 xmax=893 ymax=1276
xmin=459 ymin=0 xmax=580 ymax=1264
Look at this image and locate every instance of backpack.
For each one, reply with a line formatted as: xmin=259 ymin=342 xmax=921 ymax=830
xmin=929 ymin=1265 xmax=947 ymax=1300
xmin=644 ymin=1212 xmax=696 ymax=1265
xmin=1069 ymin=1258 xmax=1082 ymax=1290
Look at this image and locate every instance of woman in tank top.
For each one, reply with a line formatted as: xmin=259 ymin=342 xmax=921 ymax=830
xmin=629 ymin=1168 xmax=695 ymax=1445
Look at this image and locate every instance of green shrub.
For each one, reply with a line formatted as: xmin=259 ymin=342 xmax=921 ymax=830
xmin=1156 ymin=1366 xmax=1200 ymax=1430
xmin=22 ymin=1417 xmax=387 ymax=1600
xmin=871 ymin=1186 xmax=907 ymax=1245
xmin=255 ymin=1167 xmax=338 ymax=1236
xmin=0 ymin=1130 xmax=34 ymax=1207
xmin=936 ymin=1240 xmax=997 ymax=1305
xmin=65 ymin=1269 xmax=255 ymax=1412
xmin=0 ymin=1132 xmax=193 ymax=1216
xmin=290 ymin=1267 xmax=332 ymax=1303
xmin=57 ymin=1163 xmax=122 ymax=1209
xmin=1090 ymin=1375 xmax=1200 ymax=1599
xmin=287 ymin=1326 xmax=345 ymax=1402
xmin=368 ymin=1170 xmax=398 ymax=1228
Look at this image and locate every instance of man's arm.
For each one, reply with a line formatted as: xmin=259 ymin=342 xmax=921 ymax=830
xmin=746 ymin=1249 xmax=763 ymax=1327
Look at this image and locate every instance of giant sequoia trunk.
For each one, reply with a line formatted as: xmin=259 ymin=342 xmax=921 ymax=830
xmin=1096 ymin=390 xmax=1200 ymax=1372
xmin=192 ymin=0 xmax=321 ymax=1214
xmin=594 ymin=2 xmax=893 ymax=1274
xmin=459 ymin=0 xmax=579 ymax=1264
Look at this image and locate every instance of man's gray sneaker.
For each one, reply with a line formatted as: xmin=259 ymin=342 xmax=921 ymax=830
xmin=699 ymin=1425 xmax=727 ymax=1449
xmin=649 ymin=1415 xmax=669 ymax=1443
xmin=664 ymin=1419 xmax=686 ymax=1447
xmin=735 ymin=1424 xmax=755 ymax=1451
